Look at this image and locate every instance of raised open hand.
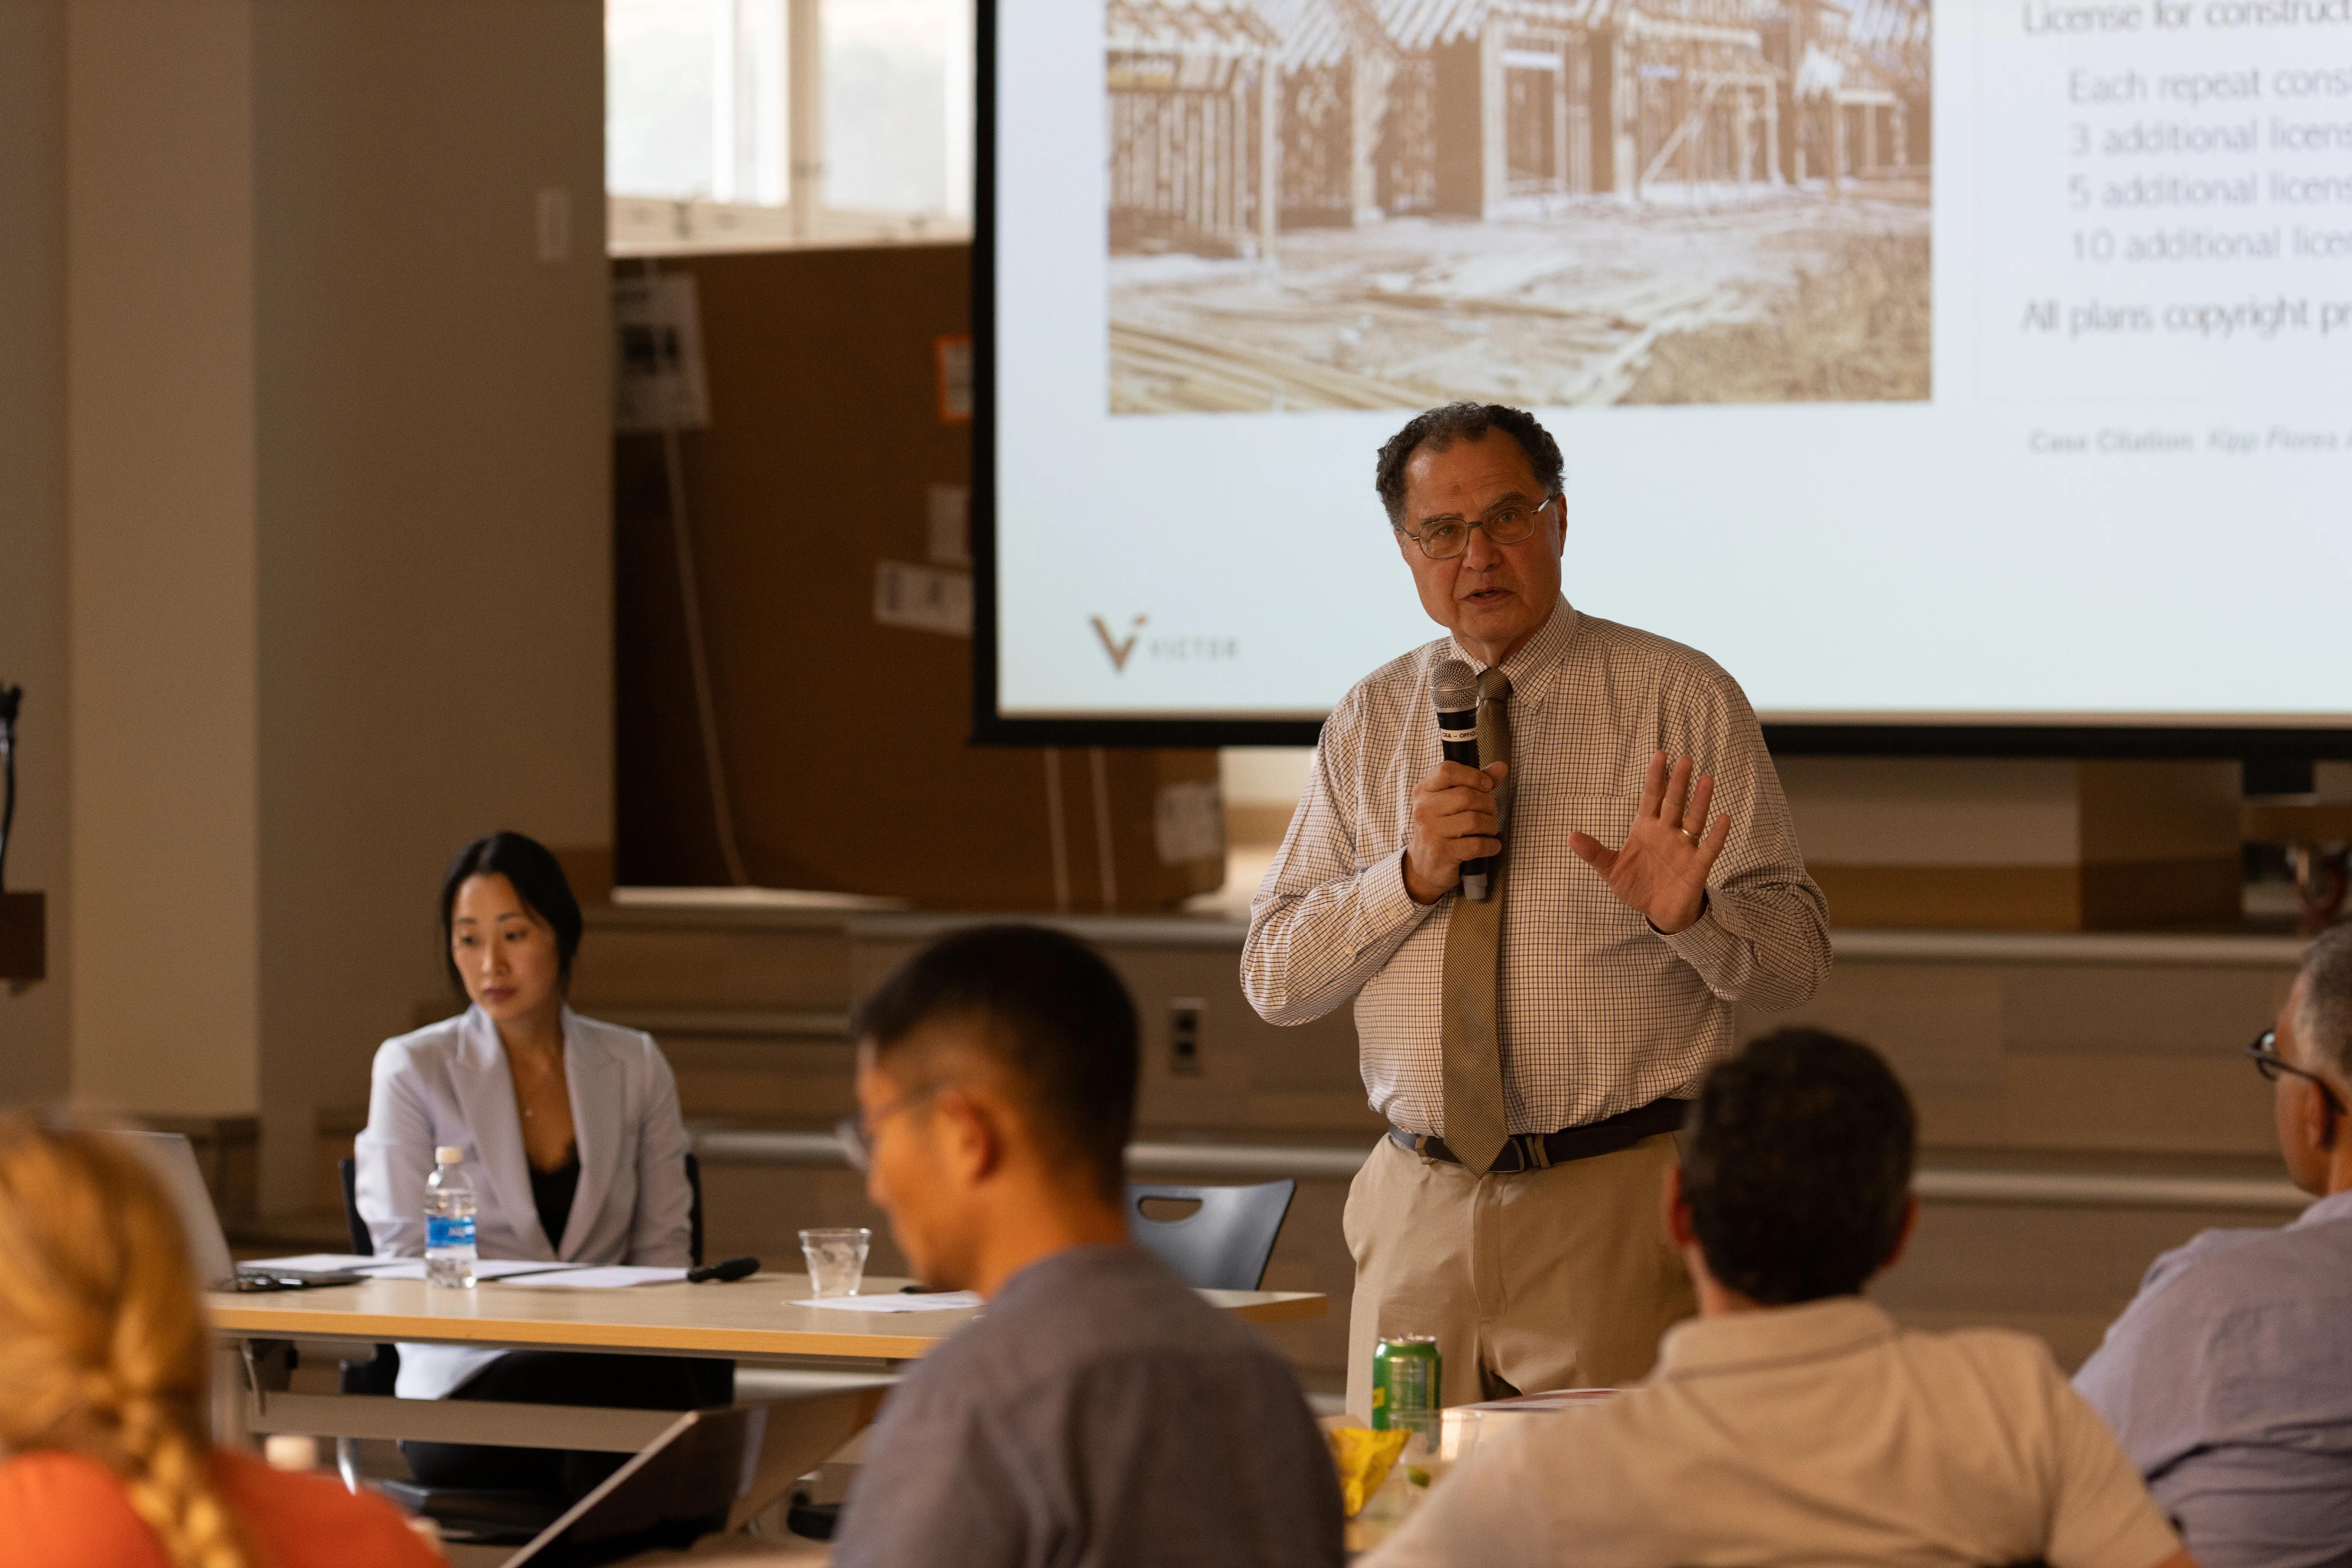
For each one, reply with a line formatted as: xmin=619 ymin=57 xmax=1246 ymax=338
xmin=1567 ymin=751 xmax=1730 ymax=935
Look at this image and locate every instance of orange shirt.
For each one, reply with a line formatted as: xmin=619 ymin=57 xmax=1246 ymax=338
xmin=0 ymin=1448 xmax=442 ymax=1568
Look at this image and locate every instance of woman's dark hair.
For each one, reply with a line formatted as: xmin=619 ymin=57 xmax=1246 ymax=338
xmin=1679 ymin=1028 xmax=1917 ymax=1306
xmin=1374 ymin=401 xmax=1565 ymax=525
xmin=851 ymin=924 xmax=1139 ymax=1200
xmin=438 ymin=831 xmax=584 ymax=995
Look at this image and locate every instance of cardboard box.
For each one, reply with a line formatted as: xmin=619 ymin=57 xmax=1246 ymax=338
xmin=614 ymin=245 xmax=1223 ymax=911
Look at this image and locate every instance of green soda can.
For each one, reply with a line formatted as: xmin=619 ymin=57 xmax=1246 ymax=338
xmin=1370 ymin=1334 xmax=1442 ymax=1432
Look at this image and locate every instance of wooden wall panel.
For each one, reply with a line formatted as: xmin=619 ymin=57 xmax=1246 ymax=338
xmin=612 ymin=246 xmax=1219 ymax=911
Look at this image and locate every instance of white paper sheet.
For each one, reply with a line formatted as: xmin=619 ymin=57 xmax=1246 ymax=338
xmin=504 ymin=1265 xmax=691 ymax=1289
xmin=241 ymin=1253 xmax=379 ymax=1273
xmin=362 ymin=1259 xmax=581 ymax=1282
xmin=790 ymin=1291 xmax=982 ymax=1313
xmin=243 ymin=1254 xmax=578 ymax=1282
xmin=472 ymin=1260 xmax=585 ymax=1280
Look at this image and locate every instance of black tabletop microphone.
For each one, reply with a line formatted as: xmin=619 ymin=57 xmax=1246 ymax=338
xmin=687 ymin=1255 xmax=760 ymax=1283
xmin=1430 ymin=659 xmax=1493 ymax=901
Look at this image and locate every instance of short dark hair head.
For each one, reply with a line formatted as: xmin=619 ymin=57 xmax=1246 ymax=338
xmin=2295 ymin=925 xmax=2352 ymax=1080
xmin=439 ymin=831 xmax=585 ymax=995
xmin=1680 ymin=1028 xmax=1916 ymax=1305
xmin=851 ymin=925 xmax=1138 ymax=1200
xmin=1374 ymin=401 xmax=1565 ymax=527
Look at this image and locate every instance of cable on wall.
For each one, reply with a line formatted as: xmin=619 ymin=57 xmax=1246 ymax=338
xmin=1043 ymin=747 xmax=1072 ymax=914
xmin=1089 ymin=747 xmax=1118 ymax=913
xmin=643 ymin=257 xmax=751 ymax=888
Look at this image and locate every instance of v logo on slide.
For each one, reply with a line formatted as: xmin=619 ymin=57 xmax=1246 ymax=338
xmin=1092 ymin=614 xmax=1147 ymax=672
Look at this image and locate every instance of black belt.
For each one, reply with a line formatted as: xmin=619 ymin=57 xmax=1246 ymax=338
xmin=1389 ymin=1096 xmax=1689 ymax=1175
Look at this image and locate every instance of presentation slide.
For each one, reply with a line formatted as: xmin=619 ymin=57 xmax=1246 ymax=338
xmin=989 ymin=0 xmax=2352 ymax=729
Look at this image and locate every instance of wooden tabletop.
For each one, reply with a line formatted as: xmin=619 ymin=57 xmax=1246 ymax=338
xmin=207 ymin=1273 xmax=1326 ymax=1360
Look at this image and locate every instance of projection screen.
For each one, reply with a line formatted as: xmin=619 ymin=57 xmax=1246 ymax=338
xmin=975 ymin=0 xmax=2352 ymax=752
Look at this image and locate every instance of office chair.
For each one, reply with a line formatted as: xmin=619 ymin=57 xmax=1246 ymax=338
xmin=681 ymin=1153 xmax=731 ymax=1409
xmin=332 ymin=1158 xmax=400 ymax=1493
xmin=333 ymin=1153 xmax=726 ymax=1538
xmin=1125 ymin=1179 xmax=1297 ymax=1290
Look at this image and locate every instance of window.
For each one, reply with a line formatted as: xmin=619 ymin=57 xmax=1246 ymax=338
xmin=606 ymin=0 xmax=974 ymax=253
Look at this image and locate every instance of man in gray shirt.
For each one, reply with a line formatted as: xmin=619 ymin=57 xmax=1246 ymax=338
xmin=2075 ymin=924 xmax=2352 ymax=1568
xmin=830 ymin=925 xmax=1343 ymax=1568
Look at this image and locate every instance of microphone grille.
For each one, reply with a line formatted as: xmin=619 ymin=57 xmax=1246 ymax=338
xmin=1430 ymin=659 xmax=1478 ymax=713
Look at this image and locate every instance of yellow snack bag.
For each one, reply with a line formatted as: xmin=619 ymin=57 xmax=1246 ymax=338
xmin=1324 ymin=1425 xmax=1412 ymax=1517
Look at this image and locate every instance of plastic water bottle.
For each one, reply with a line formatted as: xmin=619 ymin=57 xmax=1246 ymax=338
xmin=424 ymin=1145 xmax=477 ymax=1289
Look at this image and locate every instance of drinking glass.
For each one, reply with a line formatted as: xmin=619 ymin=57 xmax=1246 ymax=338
xmin=799 ymin=1227 xmax=872 ymax=1297
xmin=1439 ymin=1409 xmax=1485 ymax=1466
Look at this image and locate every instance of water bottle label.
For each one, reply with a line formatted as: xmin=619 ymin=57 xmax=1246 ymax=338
xmin=427 ymin=1214 xmax=476 ymax=1251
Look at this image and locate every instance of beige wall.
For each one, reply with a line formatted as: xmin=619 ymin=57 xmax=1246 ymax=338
xmin=0 ymin=0 xmax=69 ymax=1103
xmin=251 ymin=1 xmax=611 ymax=1211
xmin=67 ymin=0 xmax=264 ymax=1118
xmin=46 ymin=0 xmax=609 ymax=1211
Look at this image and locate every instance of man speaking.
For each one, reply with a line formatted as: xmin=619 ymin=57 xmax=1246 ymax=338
xmin=1242 ymin=402 xmax=1830 ymax=1415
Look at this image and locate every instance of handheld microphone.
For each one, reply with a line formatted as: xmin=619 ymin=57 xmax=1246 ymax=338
xmin=1430 ymin=660 xmax=1492 ymax=901
xmin=687 ymin=1255 xmax=760 ymax=1283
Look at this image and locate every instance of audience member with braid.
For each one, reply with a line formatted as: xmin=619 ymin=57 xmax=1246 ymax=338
xmin=0 ymin=1115 xmax=441 ymax=1568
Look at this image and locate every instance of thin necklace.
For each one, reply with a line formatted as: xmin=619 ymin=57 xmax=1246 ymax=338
xmin=517 ymin=1043 xmax=559 ymax=1119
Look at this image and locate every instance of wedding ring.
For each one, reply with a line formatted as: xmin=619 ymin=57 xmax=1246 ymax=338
xmin=1681 ymin=829 xmax=1701 ymax=847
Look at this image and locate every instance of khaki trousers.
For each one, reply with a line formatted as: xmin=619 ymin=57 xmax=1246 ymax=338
xmin=1342 ymin=1130 xmax=1696 ymax=1418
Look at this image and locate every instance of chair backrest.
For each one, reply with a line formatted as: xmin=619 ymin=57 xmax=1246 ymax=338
xmin=686 ymin=1151 xmax=705 ymax=1268
xmin=337 ymin=1156 xmax=372 ymax=1257
xmin=1125 ymin=1179 xmax=1295 ymax=1291
xmin=334 ymin=1155 xmax=399 ymax=1394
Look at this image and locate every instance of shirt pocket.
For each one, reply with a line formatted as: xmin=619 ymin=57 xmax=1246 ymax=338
xmin=1520 ymin=791 xmax=1649 ymax=927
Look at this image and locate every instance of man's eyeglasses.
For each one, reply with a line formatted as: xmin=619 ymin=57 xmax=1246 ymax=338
xmin=833 ymin=1082 xmax=944 ymax=1172
xmin=1395 ymin=494 xmax=1559 ymax=560
xmin=2246 ymin=1029 xmax=2346 ymax=1116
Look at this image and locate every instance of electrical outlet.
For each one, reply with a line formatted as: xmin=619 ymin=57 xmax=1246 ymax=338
xmin=1168 ymin=997 xmax=1204 ymax=1077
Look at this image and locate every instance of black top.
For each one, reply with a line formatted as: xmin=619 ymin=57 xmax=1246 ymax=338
xmin=529 ymin=1148 xmax=581 ymax=1252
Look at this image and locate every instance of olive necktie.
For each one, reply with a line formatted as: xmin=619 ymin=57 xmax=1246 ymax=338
xmin=1438 ymin=666 xmax=1513 ymax=1177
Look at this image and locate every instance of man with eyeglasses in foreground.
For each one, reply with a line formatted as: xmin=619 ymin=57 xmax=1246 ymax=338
xmin=1365 ymin=1029 xmax=2197 ymax=1568
xmin=1244 ymin=401 xmax=1829 ymax=1415
xmin=2073 ymin=924 xmax=2352 ymax=1568
xmin=828 ymin=924 xmax=1343 ymax=1568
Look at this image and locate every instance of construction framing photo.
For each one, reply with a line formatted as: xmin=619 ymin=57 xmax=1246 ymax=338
xmin=1104 ymin=0 xmax=1932 ymax=412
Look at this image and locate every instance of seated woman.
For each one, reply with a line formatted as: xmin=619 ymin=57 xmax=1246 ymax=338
xmin=0 ymin=1116 xmax=441 ymax=1568
xmin=354 ymin=831 xmax=720 ymax=1496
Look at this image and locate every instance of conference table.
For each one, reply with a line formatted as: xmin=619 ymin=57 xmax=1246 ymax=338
xmin=208 ymin=1272 xmax=1326 ymax=1453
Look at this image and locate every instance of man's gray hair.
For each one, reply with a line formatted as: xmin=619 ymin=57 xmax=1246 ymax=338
xmin=2295 ymin=925 xmax=2352 ymax=1080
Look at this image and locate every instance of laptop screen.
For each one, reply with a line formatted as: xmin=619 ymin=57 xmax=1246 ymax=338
xmin=110 ymin=1130 xmax=237 ymax=1288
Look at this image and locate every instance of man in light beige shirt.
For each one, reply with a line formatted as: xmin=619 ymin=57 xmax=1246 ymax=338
xmin=1365 ymin=1029 xmax=2194 ymax=1568
xmin=1243 ymin=402 xmax=1829 ymax=1414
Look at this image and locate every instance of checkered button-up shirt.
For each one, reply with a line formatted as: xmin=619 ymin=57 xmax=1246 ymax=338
xmin=1241 ymin=599 xmax=1830 ymax=1138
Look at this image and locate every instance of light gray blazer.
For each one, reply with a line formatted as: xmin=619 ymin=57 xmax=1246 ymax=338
xmin=354 ymin=1004 xmax=694 ymax=1399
